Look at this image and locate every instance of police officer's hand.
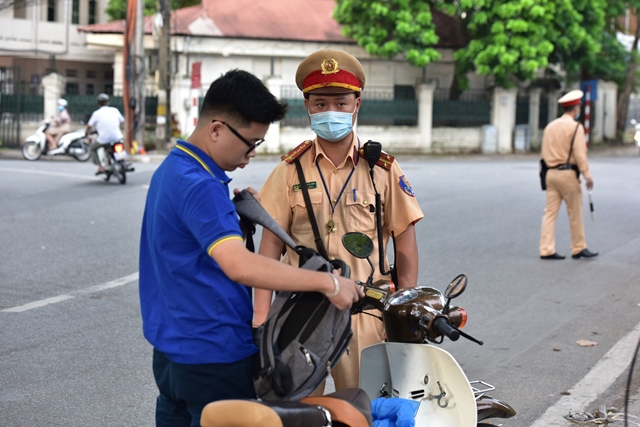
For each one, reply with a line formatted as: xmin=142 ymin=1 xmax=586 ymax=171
xmin=233 ymin=186 xmax=261 ymax=204
xmin=326 ymin=271 xmax=364 ymax=311
xmin=585 ymin=177 xmax=594 ymax=190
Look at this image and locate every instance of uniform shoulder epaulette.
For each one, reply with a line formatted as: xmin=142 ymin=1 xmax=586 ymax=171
xmin=358 ymin=149 xmax=395 ymax=171
xmin=281 ymin=140 xmax=313 ymax=163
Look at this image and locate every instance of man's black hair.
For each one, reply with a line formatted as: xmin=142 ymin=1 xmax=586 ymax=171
xmin=200 ymin=69 xmax=287 ymax=125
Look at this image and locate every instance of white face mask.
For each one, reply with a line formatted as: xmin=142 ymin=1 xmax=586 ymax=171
xmin=309 ymin=105 xmax=357 ymax=142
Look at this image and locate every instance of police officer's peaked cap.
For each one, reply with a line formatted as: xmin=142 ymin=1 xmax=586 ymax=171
xmin=295 ymin=49 xmax=366 ymax=95
xmin=558 ymin=90 xmax=584 ymax=107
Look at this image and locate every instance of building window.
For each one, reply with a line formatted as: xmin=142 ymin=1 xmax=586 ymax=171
xmin=47 ymin=0 xmax=56 ymax=22
xmin=66 ymin=69 xmax=78 ymax=78
xmin=86 ymin=83 xmax=95 ymax=95
xmin=104 ymin=84 xmax=113 ymax=95
xmin=105 ymin=70 xmax=114 ymax=80
xmin=72 ymin=0 xmax=80 ymax=24
xmin=65 ymin=83 xmax=80 ymax=95
xmin=88 ymin=0 xmax=97 ymax=25
xmin=86 ymin=70 xmax=97 ymax=79
xmin=14 ymin=0 xmax=27 ymax=19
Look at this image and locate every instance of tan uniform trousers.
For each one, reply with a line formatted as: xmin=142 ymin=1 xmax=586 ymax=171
xmin=310 ymin=311 xmax=385 ymax=396
xmin=540 ymin=169 xmax=587 ymax=256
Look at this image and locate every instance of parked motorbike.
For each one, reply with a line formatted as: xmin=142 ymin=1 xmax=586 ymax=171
xmin=100 ymin=140 xmax=134 ymax=185
xmin=342 ymin=231 xmax=516 ymax=426
xmin=22 ymin=120 xmax=91 ymax=162
xmin=199 ymin=191 xmax=515 ymax=426
xmin=630 ymin=119 xmax=640 ymax=156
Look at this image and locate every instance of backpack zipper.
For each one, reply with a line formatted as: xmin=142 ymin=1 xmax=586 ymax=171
xmin=301 ymin=347 xmax=313 ymax=365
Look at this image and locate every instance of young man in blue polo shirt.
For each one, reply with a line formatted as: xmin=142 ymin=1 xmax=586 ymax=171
xmin=139 ymin=70 xmax=363 ymax=427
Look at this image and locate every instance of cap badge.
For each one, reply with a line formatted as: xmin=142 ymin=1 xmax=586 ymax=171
xmin=320 ymin=58 xmax=340 ymax=75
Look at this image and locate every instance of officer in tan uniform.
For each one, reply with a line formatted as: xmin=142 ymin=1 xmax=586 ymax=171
xmin=254 ymin=49 xmax=424 ymax=392
xmin=540 ymin=89 xmax=598 ymax=260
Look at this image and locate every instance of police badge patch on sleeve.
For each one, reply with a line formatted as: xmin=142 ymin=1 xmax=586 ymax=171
xmin=399 ymin=175 xmax=415 ymax=197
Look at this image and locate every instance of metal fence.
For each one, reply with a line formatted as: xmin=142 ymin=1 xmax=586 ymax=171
xmin=433 ymin=89 xmax=491 ymax=127
xmin=539 ymin=95 xmax=550 ymax=129
xmin=64 ymin=94 xmax=158 ymax=125
xmin=516 ymin=95 xmax=529 ymax=125
xmin=279 ymin=85 xmax=418 ymax=127
xmin=0 ymin=66 xmax=46 ymax=147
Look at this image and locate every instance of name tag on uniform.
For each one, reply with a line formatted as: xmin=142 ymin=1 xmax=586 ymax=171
xmin=292 ymin=182 xmax=317 ymax=192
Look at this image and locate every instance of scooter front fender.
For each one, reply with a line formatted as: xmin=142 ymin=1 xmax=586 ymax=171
xmin=25 ymin=135 xmax=42 ymax=144
xmin=360 ymin=342 xmax=477 ymax=426
xmin=476 ymin=395 xmax=516 ymax=421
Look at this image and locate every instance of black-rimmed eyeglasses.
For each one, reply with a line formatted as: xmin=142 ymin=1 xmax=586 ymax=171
xmin=212 ymin=120 xmax=265 ymax=155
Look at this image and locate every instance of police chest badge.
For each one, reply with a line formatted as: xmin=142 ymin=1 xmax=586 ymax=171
xmin=399 ymin=175 xmax=415 ymax=197
xmin=293 ymin=182 xmax=317 ymax=192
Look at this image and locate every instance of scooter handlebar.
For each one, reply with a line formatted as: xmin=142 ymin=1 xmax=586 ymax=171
xmin=431 ymin=317 xmax=460 ymax=341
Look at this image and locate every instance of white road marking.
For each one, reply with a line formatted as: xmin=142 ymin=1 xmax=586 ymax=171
xmin=530 ymin=320 xmax=640 ymax=426
xmin=2 ymin=295 xmax=75 ymax=313
xmin=0 ymin=167 xmax=99 ymax=181
xmin=1 ymin=272 xmax=139 ymax=313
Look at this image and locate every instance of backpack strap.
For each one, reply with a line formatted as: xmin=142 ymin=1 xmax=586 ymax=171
xmin=566 ymin=123 xmax=580 ymax=164
xmin=294 ymin=158 xmax=329 ymax=260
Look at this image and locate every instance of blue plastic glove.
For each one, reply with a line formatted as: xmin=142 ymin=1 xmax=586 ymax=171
xmin=371 ymin=397 xmax=417 ymax=427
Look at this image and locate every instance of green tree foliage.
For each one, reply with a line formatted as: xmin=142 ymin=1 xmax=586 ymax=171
xmin=333 ymin=0 xmax=442 ymax=67
xmin=333 ymin=0 xmax=626 ymax=89
xmin=106 ymin=0 xmax=200 ymax=22
xmin=453 ymin=0 xmax=561 ymax=88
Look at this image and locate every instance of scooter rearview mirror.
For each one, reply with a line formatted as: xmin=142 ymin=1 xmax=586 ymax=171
xmin=342 ymin=232 xmax=374 ymax=259
xmin=444 ymin=274 xmax=467 ymax=299
xmin=342 ymin=232 xmax=375 ymax=285
xmin=443 ymin=274 xmax=467 ymax=315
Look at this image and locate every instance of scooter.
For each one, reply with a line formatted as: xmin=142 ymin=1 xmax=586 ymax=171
xmin=342 ymin=231 xmax=516 ymax=426
xmin=99 ymin=140 xmax=134 ymax=185
xmin=630 ymin=119 xmax=640 ymax=156
xmin=200 ymin=191 xmax=515 ymax=426
xmin=22 ymin=120 xmax=91 ymax=162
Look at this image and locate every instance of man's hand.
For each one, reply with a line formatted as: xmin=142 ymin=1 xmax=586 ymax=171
xmin=325 ymin=270 xmax=364 ymax=311
xmin=586 ymin=177 xmax=594 ymax=190
xmin=233 ymin=186 xmax=261 ymax=204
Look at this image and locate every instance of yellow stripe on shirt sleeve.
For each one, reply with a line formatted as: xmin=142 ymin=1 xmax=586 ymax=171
xmin=207 ymin=235 xmax=243 ymax=256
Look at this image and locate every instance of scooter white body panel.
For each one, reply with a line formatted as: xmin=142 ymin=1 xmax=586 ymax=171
xmin=359 ymin=342 xmax=477 ymax=427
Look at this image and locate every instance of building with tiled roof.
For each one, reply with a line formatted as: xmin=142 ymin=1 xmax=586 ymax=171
xmin=77 ymin=0 xmax=482 ymax=149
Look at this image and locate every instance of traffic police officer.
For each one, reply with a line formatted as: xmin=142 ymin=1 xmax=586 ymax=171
xmin=540 ymin=89 xmax=598 ymax=260
xmin=253 ymin=49 xmax=424 ymax=392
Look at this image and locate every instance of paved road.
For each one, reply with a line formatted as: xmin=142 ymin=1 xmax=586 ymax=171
xmin=1 ymin=150 xmax=639 ymax=426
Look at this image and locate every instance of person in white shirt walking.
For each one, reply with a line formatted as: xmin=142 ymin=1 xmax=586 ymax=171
xmin=86 ymin=93 xmax=125 ymax=175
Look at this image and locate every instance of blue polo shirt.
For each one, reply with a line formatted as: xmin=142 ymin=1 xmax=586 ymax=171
xmin=139 ymin=141 xmax=256 ymax=364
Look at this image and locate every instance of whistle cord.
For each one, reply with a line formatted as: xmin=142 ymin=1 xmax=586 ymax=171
xmin=316 ymin=160 xmax=355 ymax=216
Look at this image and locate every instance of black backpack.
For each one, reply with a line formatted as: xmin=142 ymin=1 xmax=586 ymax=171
xmin=233 ymin=190 xmax=353 ymax=401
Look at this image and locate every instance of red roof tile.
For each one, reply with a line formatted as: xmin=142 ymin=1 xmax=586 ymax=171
xmin=79 ymin=0 xmax=348 ymax=43
xmin=78 ymin=0 xmax=464 ymax=48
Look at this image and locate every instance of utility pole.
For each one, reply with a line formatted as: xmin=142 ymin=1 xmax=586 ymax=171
xmin=157 ymin=0 xmax=172 ymax=148
xmin=134 ymin=0 xmax=145 ymax=148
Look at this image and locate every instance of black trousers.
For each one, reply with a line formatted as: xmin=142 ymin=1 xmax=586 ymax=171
xmin=152 ymin=348 xmax=255 ymax=427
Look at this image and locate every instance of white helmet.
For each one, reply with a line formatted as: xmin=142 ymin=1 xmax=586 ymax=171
xmin=58 ymin=99 xmax=68 ymax=107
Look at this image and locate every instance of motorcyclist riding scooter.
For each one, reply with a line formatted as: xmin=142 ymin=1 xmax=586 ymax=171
xmin=85 ymin=93 xmax=134 ymax=184
xmin=86 ymin=93 xmax=126 ymax=176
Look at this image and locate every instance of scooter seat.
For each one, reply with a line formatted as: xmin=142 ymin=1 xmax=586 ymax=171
xmin=301 ymin=388 xmax=372 ymax=427
xmin=200 ymin=399 xmax=330 ymax=427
